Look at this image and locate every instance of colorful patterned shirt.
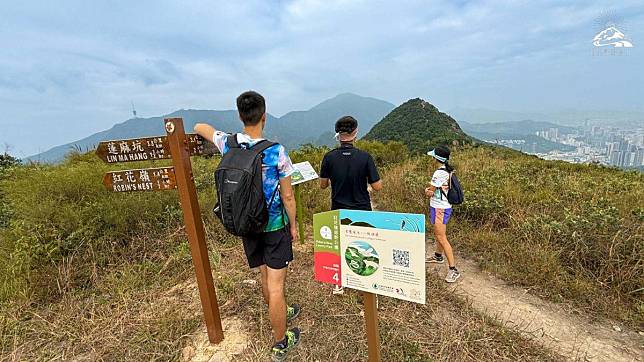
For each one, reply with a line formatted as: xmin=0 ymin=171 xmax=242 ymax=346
xmin=213 ymin=132 xmax=295 ymax=232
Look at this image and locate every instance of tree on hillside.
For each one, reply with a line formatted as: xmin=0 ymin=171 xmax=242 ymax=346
xmin=1 ymin=152 xmax=21 ymax=168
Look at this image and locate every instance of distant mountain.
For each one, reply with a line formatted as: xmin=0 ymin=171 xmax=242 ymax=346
xmin=459 ymin=119 xmax=576 ymax=137
xmin=447 ymin=107 xmax=549 ymax=124
xmin=27 ymin=93 xmax=394 ymax=163
xmin=365 ymin=98 xmax=472 ymax=154
xmin=448 ymin=107 xmax=644 ymax=127
xmin=274 ymin=93 xmax=395 ymax=146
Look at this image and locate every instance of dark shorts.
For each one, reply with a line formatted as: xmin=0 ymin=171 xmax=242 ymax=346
xmin=241 ymin=226 xmax=293 ymax=269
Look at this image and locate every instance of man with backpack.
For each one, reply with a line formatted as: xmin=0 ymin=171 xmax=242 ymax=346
xmin=194 ymin=91 xmax=300 ymax=361
xmin=319 ymin=115 xmax=383 ymax=295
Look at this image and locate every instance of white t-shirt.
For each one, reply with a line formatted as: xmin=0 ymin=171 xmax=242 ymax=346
xmin=430 ymin=166 xmax=451 ymax=209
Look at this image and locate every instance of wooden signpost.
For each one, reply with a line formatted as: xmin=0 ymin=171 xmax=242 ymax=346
xmin=96 ymin=118 xmax=224 ymax=344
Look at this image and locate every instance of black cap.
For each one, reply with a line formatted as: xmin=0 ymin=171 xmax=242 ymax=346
xmin=335 ymin=116 xmax=358 ymax=133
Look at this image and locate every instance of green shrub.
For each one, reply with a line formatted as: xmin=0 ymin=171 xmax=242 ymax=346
xmin=0 ymin=154 xmax=183 ymax=302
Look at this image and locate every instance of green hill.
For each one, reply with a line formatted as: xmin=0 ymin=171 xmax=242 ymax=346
xmin=364 ymin=98 xmax=473 ymax=154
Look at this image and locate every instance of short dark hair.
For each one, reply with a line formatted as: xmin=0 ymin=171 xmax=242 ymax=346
xmin=335 ymin=115 xmax=358 ymax=133
xmin=236 ymin=91 xmax=266 ymax=126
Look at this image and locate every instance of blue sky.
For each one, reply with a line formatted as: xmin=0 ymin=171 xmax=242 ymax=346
xmin=1 ymin=0 xmax=643 ymax=157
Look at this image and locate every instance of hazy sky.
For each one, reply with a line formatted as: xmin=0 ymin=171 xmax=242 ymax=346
xmin=2 ymin=0 xmax=643 ymax=157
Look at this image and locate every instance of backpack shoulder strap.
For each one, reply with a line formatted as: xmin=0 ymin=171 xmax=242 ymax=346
xmin=440 ymin=170 xmax=452 ymax=200
xmin=251 ymin=140 xmax=278 ymax=155
xmin=226 ymin=133 xmax=240 ymax=149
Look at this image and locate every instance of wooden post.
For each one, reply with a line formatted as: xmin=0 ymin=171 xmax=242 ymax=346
xmin=363 ymin=292 xmax=381 ymax=362
xmin=165 ymin=117 xmax=224 ymax=344
xmin=295 ymin=185 xmax=305 ymax=243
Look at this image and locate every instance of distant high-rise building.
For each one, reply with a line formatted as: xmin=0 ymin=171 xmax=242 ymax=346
xmin=635 ymin=148 xmax=644 ymax=166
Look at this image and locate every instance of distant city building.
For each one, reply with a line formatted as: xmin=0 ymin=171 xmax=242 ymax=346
xmin=529 ymin=124 xmax=644 ymax=169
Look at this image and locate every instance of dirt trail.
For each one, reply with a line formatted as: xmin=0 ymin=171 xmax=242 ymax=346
xmin=428 ymin=258 xmax=643 ymax=361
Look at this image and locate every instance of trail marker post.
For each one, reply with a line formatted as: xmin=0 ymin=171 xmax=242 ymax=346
xmin=290 ymin=161 xmax=319 ymax=243
xmin=96 ymin=118 xmax=224 ymax=344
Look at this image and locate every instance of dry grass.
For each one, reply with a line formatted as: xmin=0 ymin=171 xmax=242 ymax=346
xmin=374 ymin=146 xmax=644 ymax=327
xmin=1 ymin=230 xmax=561 ymax=361
xmin=4 ymin=144 xmax=638 ymax=360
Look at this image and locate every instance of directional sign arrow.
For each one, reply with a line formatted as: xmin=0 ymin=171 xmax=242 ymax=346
xmin=103 ymin=166 xmax=177 ymax=192
xmin=96 ymin=134 xmax=217 ymax=163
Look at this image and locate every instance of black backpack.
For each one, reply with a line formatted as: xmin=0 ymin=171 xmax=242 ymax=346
xmin=213 ymin=134 xmax=279 ymax=236
xmin=446 ymin=172 xmax=464 ymax=205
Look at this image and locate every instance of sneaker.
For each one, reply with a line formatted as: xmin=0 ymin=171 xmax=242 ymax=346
xmin=286 ymin=304 xmax=301 ymax=323
xmin=426 ymin=254 xmax=445 ymax=264
xmin=445 ymin=268 xmax=461 ymax=283
xmin=271 ymin=327 xmax=301 ymax=362
xmin=332 ymin=285 xmax=344 ymax=295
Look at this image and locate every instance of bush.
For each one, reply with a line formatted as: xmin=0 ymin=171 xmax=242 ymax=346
xmin=0 ymin=154 xmax=183 ymax=302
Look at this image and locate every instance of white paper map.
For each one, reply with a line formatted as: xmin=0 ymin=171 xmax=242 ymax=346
xmin=291 ymin=161 xmax=319 ymax=185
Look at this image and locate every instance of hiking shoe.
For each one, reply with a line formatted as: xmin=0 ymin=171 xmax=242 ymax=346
xmin=445 ymin=268 xmax=461 ymax=283
xmin=286 ymin=304 xmax=301 ymax=323
xmin=332 ymin=285 xmax=345 ymax=295
xmin=426 ymin=254 xmax=445 ymax=264
xmin=271 ymin=328 xmax=301 ymax=362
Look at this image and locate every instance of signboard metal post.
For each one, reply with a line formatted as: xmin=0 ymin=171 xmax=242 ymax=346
xmin=165 ymin=118 xmax=224 ymax=344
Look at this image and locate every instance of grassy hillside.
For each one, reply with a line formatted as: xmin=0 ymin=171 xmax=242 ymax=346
xmin=0 ymin=144 xmax=567 ymax=361
xmin=374 ymin=146 xmax=643 ymax=326
xmin=1 ymin=141 xmax=641 ymax=359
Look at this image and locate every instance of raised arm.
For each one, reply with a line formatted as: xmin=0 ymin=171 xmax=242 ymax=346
xmin=194 ymin=123 xmax=216 ymax=143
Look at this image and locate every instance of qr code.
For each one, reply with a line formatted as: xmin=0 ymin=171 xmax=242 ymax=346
xmin=392 ymin=249 xmax=410 ymax=268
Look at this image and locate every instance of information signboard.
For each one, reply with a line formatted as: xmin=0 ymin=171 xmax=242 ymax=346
xmin=314 ymin=210 xmax=426 ymax=304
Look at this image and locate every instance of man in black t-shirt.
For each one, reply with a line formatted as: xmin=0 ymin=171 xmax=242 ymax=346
xmin=320 ymin=116 xmax=383 ymax=294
